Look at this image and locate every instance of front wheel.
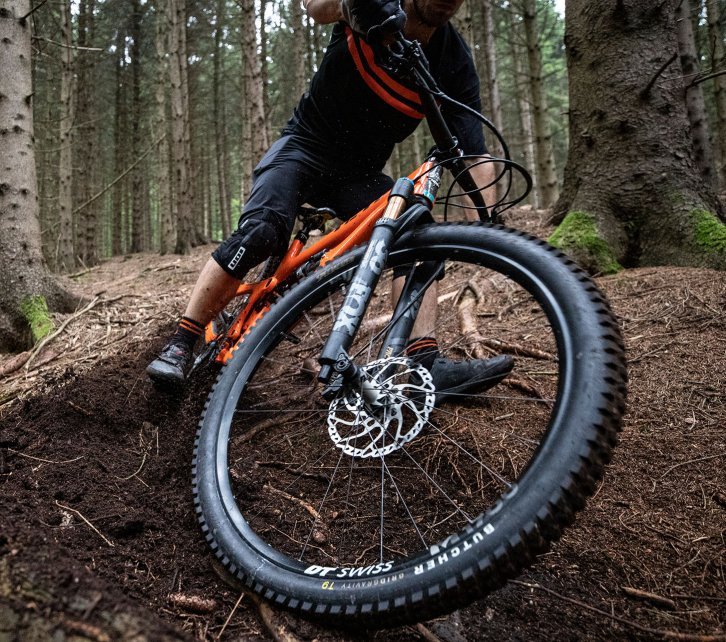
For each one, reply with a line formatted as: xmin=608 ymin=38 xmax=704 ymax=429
xmin=193 ymin=223 xmax=627 ymax=626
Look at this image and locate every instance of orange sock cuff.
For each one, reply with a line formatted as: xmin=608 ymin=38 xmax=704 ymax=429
xmin=178 ymin=316 xmax=205 ymax=336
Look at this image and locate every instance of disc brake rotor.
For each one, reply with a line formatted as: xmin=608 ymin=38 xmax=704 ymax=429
xmin=327 ymin=357 xmax=435 ymax=458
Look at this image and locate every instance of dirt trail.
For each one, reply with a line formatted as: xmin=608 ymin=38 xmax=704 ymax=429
xmin=1 ymin=220 xmax=724 ymax=641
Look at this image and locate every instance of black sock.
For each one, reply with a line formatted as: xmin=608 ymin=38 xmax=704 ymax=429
xmin=170 ymin=316 xmax=205 ymax=350
xmin=405 ymin=337 xmax=439 ymax=370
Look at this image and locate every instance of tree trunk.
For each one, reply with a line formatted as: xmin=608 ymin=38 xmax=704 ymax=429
xmin=214 ymin=0 xmax=231 ymax=239
xmin=112 ymin=23 xmax=126 ymax=256
xmin=0 ymin=1 xmax=76 ymax=351
xmin=241 ymin=0 xmax=270 ymax=170
xmin=259 ymin=0 xmax=273 ymax=146
xmin=292 ymin=0 xmax=307 ymax=99
xmin=129 ymin=0 xmax=145 ymax=252
xmin=478 ymin=0 xmax=506 ymax=205
xmin=554 ymin=0 xmax=726 ymax=273
xmin=153 ymin=0 xmax=173 ymax=255
xmin=508 ymin=7 xmax=540 ymax=209
xmin=522 ymin=0 xmax=560 ymax=208
xmin=451 ymin=0 xmax=474 ymax=51
xmin=56 ymin=0 xmax=75 ymax=271
xmin=706 ymin=0 xmax=726 ymax=188
xmin=181 ymin=0 xmax=205 ymax=247
xmin=168 ymin=0 xmax=193 ymax=253
xmin=74 ymin=0 xmax=99 ymax=266
xmin=479 ymin=1 xmax=503 ymax=152
xmin=676 ymin=0 xmax=716 ymax=188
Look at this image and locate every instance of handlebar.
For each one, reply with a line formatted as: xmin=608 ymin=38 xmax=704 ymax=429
xmin=378 ymin=31 xmax=533 ymax=222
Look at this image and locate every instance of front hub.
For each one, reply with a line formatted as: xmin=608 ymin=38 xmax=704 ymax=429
xmin=327 ymin=357 xmax=435 ymax=458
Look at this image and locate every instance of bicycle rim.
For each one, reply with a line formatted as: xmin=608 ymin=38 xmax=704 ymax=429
xmin=194 ymin=224 xmax=626 ymax=625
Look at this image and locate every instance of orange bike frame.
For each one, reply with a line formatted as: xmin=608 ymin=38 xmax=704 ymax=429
xmin=209 ymin=159 xmax=437 ymax=364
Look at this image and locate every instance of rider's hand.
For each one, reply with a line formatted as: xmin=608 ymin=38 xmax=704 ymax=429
xmin=340 ymin=0 xmax=406 ymax=41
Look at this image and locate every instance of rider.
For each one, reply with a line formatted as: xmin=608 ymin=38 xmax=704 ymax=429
xmin=147 ymin=0 xmax=514 ymax=400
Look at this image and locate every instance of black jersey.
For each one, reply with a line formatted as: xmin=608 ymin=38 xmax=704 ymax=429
xmin=282 ymin=21 xmax=486 ymax=171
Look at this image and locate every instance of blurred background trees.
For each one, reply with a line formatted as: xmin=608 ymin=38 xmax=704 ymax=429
xmin=22 ymin=0 xmax=569 ymax=267
xmin=7 ymin=0 xmax=726 ymax=275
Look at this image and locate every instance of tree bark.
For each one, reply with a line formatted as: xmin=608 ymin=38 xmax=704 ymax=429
xmin=129 ymin=0 xmax=145 ymax=252
xmin=259 ymin=0 xmax=273 ymax=146
xmin=706 ymin=0 xmax=726 ymax=189
xmin=181 ymin=1 xmax=204 ymax=247
xmin=74 ymin=0 xmax=99 ymax=266
xmin=241 ymin=0 xmax=270 ymax=171
xmin=154 ymin=0 xmax=174 ymax=254
xmin=0 ymin=1 xmax=76 ymax=351
xmin=292 ymin=0 xmax=307 ymax=99
xmin=508 ymin=7 xmax=540 ymax=209
xmin=112 ymin=22 xmax=126 ymax=256
xmin=676 ymin=0 xmax=716 ymax=188
xmin=521 ymin=0 xmax=560 ymax=208
xmin=56 ymin=0 xmax=75 ymax=271
xmin=214 ymin=0 xmax=231 ymax=239
xmin=168 ymin=0 xmax=193 ymax=253
xmin=554 ymin=0 xmax=726 ymax=272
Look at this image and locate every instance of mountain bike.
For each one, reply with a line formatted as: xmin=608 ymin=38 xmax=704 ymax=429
xmin=192 ymin=33 xmax=627 ymax=627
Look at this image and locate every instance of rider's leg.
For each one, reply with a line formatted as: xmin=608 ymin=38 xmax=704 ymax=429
xmin=183 ymin=260 xmax=245 ymax=325
xmin=391 ymin=278 xmax=513 ymax=403
xmin=147 ymin=137 xmax=324 ymax=385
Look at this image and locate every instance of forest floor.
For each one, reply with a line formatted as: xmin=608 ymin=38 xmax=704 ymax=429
xmin=0 ymin=210 xmax=724 ymax=642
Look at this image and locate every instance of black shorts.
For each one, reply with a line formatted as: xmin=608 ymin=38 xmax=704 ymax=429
xmin=212 ymin=135 xmax=394 ymax=278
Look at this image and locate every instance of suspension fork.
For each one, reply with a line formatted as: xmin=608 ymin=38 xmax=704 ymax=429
xmin=376 ymin=260 xmax=444 ymax=361
xmin=317 ymin=178 xmax=425 ymax=385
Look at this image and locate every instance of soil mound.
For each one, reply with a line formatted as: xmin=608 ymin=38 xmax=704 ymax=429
xmin=0 ymin=238 xmax=724 ymax=641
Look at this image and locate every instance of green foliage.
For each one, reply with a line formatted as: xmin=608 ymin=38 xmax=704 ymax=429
xmin=549 ymin=211 xmax=623 ymax=274
xmin=19 ymin=296 xmax=54 ymax=343
xmin=690 ymin=209 xmax=726 ymax=254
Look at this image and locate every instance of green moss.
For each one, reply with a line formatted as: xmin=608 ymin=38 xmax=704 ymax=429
xmin=19 ymin=295 xmax=53 ymax=343
xmin=690 ymin=209 xmax=726 ymax=254
xmin=548 ymin=211 xmax=623 ymax=274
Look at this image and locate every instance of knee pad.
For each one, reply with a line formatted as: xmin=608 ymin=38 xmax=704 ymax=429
xmin=212 ymin=215 xmax=288 ymax=279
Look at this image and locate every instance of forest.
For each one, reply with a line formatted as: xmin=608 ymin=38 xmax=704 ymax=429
xmin=1 ymin=0 xmax=725 ymax=640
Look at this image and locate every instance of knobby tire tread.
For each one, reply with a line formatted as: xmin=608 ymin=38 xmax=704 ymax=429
xmin=191 ymin=223 xmax=627 ymax=627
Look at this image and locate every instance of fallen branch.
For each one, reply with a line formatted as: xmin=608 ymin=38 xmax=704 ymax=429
xmin=415 ymin=623 xmax=444 ymax=642
xmin=55 ymin=500 xmax=114 ymax=547
xmin=622 ymin=586 xmax=676 ymax=610
xmin=231 ymin=416 xmax=283 ymax=446
xmin=68 ymin=265 xmax=101 ymax=279
xmin=478 ymin=337 xmax=556 ymax=361
xmin=504 ymin=376 xmax=545 ymax=400
xmin=457 ymin=285 xmax=490 ymax=360
xmin=511 ymin=581 xmax=726 ymax=641
xmin=168 ymin=592 xmax=217 ymax=614
xmin=659 ymin=453 xmax=726 ymax=479
xmin=0 ymin=351 xmax=31 ymax=377
xmin=218 ymin=592 xmax=246 ymax=640
xmin=8 ymin=448 xmax=83 ymax=466
xmin=60 ymin=619 xmax=110 ymax=642
xmin=248 ymin=592 xmax=304 ymax=642
xmin=264 ymin=484 xmax=322 ymax=522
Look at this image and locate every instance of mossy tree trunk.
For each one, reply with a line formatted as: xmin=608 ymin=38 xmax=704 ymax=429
xmin=0 ymin=2 xmax=77 ymax=352
xmin=553 ymin=0 xmax=726 ymax=274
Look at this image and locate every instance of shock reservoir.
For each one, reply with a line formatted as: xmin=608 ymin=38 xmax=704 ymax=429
xmin=414 ymin=164 xmax=443 ymax=207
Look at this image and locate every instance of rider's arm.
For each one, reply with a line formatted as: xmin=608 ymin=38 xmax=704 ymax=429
xmin=303 ymin=0 xmax=344 ymax=24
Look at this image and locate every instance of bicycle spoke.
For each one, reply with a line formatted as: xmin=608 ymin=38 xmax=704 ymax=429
xmin=221 ymin=253 xmax=559 ymax=570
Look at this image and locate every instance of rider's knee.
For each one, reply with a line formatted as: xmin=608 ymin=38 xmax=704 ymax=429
xmin=212 ymin=212 xmax=288 ymax=279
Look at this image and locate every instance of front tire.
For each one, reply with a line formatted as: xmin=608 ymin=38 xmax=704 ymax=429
xmin=193 ymin=223 xmax=626 ymax=626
